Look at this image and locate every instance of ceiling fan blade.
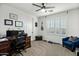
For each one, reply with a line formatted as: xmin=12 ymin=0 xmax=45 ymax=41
xmin=45 ymin=6 xmax=55 ymax=9
xmin=32 ymin=4 xmax=42 ymax=8
xmin=36 ymin=9 xmax=42 ymax=11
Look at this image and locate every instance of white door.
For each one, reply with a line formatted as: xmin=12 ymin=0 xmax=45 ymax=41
xmin=26 ymin=17 xmax=38 ymax=41
xmin=32 ymin=18 xmax=38 ymax=40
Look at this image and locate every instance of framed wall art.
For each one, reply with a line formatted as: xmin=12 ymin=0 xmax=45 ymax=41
xmin=4 ymin=19 xmax=13 ymax=26
xmin=15 ymin=21 xmax=23 ymax=27
xmin=9 ymin=13 xmax=18 ymax=20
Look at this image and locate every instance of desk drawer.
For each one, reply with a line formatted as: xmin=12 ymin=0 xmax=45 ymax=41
xmin=0 ymin=41 xmax=10 ymax=53
xmin=0 ymin=47 xmax=9 ymax=53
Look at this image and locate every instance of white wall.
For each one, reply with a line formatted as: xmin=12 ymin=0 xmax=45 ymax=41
xmin=0 ymin=4 xmax=38 ymax=40
xmin=38 ymin=8 xmax=79 ymax=44
xmin=67 ymin=8 xmax=79 ymax=36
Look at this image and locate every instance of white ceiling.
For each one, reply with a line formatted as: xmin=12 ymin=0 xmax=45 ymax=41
xmin=6 ymin=3 xmax=79 ymax=17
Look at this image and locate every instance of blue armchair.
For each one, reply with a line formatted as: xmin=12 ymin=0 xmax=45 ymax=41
xmin=62 ymin=37 xmax=79 ymax=52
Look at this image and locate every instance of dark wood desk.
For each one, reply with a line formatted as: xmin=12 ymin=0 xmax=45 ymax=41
xmin=0 ymin=35 xmax=31 ymax=55
xmin=0 ymin=40 xmax=10 ymax=55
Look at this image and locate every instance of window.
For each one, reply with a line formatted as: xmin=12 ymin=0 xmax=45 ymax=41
xmin=46 ymin=12 xmax=67 ymax=35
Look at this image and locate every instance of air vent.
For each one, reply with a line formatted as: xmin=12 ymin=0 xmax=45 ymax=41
xmin=48 ymin=10 xmax=53 ymax=12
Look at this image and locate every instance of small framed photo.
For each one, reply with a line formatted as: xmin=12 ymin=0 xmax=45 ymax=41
xmin=9 ymin=13 xmax=18 ymax=20
xmin=4 ymin=19 xmax=13 ymax=26
xmin=15 ymin=21 xmax=23 ymax=27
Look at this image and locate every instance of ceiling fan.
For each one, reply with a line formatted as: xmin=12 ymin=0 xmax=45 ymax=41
xmin=32 ymin=3 xmax=55 ymax=12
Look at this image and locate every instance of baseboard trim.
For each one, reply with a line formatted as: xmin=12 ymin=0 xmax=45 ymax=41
xmin=46 ymin=41 xmax=61 ymax=45
xmin=33 ymin=40 xmax=62 ymax=45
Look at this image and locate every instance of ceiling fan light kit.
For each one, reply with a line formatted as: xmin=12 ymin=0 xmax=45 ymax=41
xmin=41 ymin=9 xmax=45 ymax=12
xmin=41 ymin=9 xmax=53 ymax=13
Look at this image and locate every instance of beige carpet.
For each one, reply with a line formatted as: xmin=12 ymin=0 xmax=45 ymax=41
xmin=21 ymin=41 xmax=76 ymax=56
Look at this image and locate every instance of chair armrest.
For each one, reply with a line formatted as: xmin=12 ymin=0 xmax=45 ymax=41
xmin=72 ymin=39 xmax=79 ymax=44
xmin=62 ymin=37 xmax=69 ymax=42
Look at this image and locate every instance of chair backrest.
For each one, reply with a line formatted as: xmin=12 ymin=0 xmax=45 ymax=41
xmin=17 ymin=36 xmax=25 ymax=45
xmin=11 ymin=35 xmax=25 ymax=50
xmin=18 ymin=31 xmax=24 ymax=37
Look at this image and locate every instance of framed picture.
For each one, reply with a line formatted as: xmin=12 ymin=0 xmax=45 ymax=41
xmin=15 ymin=21 xmax=23 ymax=27
xmin=4 ymin=19 xmax=13 ymax=26
xmin=9 ymin=13 xmax=18 ymax=20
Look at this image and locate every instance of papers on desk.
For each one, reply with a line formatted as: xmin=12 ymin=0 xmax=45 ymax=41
xmin=0 ymin=38 xmax=8 ymax=42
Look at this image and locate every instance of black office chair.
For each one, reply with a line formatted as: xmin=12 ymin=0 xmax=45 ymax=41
xmin=11 ymin=36 xmax=25 ymax=56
